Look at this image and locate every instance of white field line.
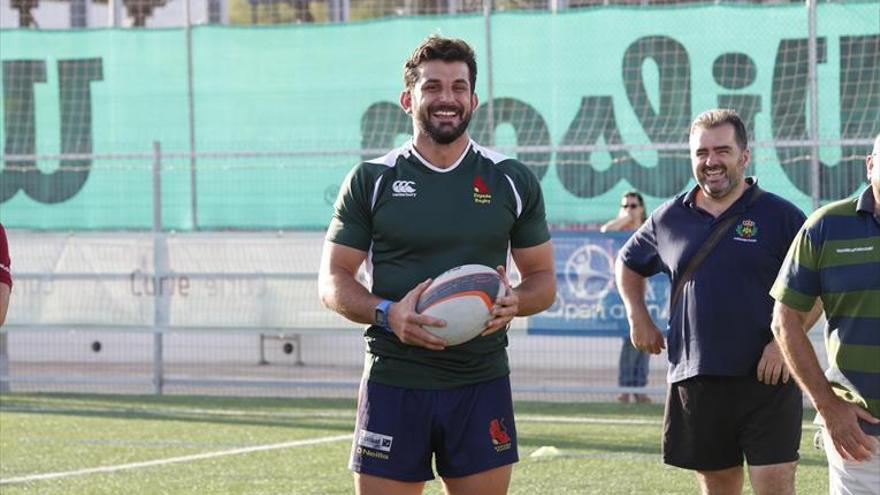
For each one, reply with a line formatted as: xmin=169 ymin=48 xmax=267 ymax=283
xmin=1 ymin=404 xmax=819 ymax=429
xmin=1 ymin=405 xmax=658 ymax=425
xmin=0 ymin=434 xmax=352 ymax=485
xmin=0 ymin=404 xmax=354 ymax=419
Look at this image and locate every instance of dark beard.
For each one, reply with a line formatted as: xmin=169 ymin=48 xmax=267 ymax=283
xmin=417 ymin=105 xmax=472 ymax=144
xmin=421 ymin=118 xmax=470 ymax=144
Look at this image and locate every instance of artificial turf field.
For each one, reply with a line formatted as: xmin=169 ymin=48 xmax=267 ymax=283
xmin=0 ymin=393 xmax=828 ymax=494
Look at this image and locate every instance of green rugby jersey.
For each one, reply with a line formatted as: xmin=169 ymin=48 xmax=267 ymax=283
xmin=771 ymin=187 xmax=880 ymax=434
xmin=326 ymin=139 xmax=551 ymax=389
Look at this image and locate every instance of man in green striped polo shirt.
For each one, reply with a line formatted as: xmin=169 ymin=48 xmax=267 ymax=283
xmin=771 ymin=133 xmax=880 ymax=495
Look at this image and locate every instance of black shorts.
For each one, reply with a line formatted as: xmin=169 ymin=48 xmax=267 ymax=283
xmin=663 ymin=375 xmax=802 ymax=471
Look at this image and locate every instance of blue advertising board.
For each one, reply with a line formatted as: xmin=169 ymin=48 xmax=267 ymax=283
xmin=528 ymin=231 xmax=670 ymax=337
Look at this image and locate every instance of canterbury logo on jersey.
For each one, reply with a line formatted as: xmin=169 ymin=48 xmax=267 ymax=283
xmin=392 ymin=180 xmax=417 ymax=197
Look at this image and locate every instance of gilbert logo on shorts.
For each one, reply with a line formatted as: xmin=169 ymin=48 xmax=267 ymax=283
xmin=488 ymin=418 xmax=512 ymax=452
xmin=473 ymin=176 xmax=492 ymax=204
xmin=356 ymin=429 xmax=392 ymax=460
xmin=733 ymin=219 xmax=759 ymax=243
xmin=392 ymin=180 xmax=417 ymax=198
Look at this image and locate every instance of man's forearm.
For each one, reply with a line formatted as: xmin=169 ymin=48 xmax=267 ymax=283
xmin=512 ymin=269 xmax=556 ymax=316
xmin=318 ymin=269 xmax=379 ymax=326
xmin=772 ymin=303 xmax=837 ymax=410
xmin=615 ymin=258 xmax=651 ymax=324
xmin=600 ymin=216 xmax=629 ymax=233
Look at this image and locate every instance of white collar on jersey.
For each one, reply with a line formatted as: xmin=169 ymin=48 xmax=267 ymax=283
xmin=407 ymin=139 xmax=474 ymax=173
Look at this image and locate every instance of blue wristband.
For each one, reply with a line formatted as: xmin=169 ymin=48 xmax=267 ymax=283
xmin=374 ymin=299 xmax=394 ymax=332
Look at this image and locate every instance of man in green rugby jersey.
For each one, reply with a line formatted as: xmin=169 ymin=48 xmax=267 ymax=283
xmin=318 ymin=36 xmax=555 ymax=495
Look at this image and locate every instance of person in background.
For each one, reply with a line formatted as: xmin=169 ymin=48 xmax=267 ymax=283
xmin=770 ymin=133 xmax=880 ymax=495
xmin=601 ymin=191 xmax=651 ymax=404
xmin=0 ymin=223 xmax=11 ymax=326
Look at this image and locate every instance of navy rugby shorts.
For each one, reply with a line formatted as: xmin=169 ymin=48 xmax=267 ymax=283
xmin=349 ymin=375 xmax=518 ymax=481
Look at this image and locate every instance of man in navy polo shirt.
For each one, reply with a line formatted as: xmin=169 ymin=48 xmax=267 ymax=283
xmin=616 ymin=109 xmax=806 ymax=494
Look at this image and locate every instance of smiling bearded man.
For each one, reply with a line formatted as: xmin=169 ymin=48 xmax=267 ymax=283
xmin=615 ymin=108 xmax=808 ymax=495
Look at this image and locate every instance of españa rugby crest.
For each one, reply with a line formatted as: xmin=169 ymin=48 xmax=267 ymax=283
xmin=473 ymin=176 xmax=492 ymax=204
xmin=489 ymin=418 xmax=512 ymax=452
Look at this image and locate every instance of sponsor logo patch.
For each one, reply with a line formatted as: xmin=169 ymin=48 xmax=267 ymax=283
xmin=392 ymin=180 xmax=417 ymax=198
xmin=489 ymin=418 xmax=512 ymax=452
xmin=734 ymin=219 xmax=759 ymax=243
xmin=355 ymin=446 xmax=390 ymax=460
xmin=357 ymin=429 xmax=393 ymax=452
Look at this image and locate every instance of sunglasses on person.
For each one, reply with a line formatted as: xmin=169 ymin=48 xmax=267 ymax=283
xmin=621 ymin=203 xmax=641 ymax=209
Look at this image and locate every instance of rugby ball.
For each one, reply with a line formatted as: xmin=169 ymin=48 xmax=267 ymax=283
xmin=416 ymin=264 xmax=505 ymax=346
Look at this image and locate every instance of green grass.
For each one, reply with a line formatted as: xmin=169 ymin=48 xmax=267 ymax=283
xmin=0 ymin=394 xmax=828 ymax=494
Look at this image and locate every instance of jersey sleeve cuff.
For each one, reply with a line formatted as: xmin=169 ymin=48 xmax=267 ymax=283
xmin=770 ymin=283 xmax=816 ymax=313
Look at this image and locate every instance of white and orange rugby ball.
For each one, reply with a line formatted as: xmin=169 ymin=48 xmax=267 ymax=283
xmin=416 ymin=264 xmax=505 ymax=346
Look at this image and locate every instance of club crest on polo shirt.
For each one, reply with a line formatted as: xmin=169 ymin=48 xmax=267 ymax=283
xmin=734 ymin=219 xmax=759 ymax=243
xmin=489 ymin=418 xmax=512 ymax=452
xmin=473 ymin=176 xmax=492 ymax=205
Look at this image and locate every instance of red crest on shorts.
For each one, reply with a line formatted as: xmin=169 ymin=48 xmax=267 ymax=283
xmin=489 ymin=418 xmax=511 ymax=445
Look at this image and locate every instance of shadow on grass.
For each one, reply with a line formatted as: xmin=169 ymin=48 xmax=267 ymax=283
xmin=519 ymin=433 xmax=830 ymax=467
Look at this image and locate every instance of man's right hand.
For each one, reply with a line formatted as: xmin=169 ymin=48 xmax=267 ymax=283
xmin=820 ymin=396 xmax=880 ymax=462
xmin=387 ymin=279 xmax=448 ymax=351
xmin=630 ymin=318 xmax=665 ymax=355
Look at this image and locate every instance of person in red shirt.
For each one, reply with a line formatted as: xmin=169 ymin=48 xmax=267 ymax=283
xmin=0 ymin=224 xmax=11 ymax=326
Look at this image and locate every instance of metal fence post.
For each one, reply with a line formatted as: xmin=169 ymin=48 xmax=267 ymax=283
xmin=152 ymin=141 xmax=166 ymax=395
xmin=108 ymin=0 xmax=121 ymax=27
xmin=185 ymin=0 xmax=200 ymax=230
xmin=483 ymin=0 xmax=495 ymax=147
xmin=807 ymin=0 xmax=821 ymax=210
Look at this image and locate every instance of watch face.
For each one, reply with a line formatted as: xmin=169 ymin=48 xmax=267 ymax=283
xmin=375 ymin=308 xmax=387 ymax=327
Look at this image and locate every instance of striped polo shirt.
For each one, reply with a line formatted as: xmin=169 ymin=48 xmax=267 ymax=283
xmin=771 ymin=186 xmax=880 ymax=435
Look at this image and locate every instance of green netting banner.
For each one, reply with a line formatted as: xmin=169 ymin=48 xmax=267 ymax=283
xmin=1 ymin=2 xmax=878 ymax=230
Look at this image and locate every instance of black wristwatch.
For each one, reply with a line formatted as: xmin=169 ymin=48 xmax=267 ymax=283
xmin=374 ymin=299 xmax=393 ymax=331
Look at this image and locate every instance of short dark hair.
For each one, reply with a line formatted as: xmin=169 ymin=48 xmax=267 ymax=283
xmin=403 ymin=36 xmax=477 ymax=93
xmin=690 ymin=108 xmax=749 ymax=151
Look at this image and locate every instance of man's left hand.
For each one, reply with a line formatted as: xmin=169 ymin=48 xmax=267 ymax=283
xmin=757 ymin=341 xmax=790 ymax=385
xmin=482 ymin=265 xmax=518 ymax=336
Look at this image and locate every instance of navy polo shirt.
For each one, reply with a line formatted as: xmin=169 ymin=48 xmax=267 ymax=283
xmin=620 ymin=178 xmax=806 ymax=383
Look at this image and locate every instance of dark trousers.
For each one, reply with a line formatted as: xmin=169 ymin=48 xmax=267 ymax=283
xmin=618 ymin=337 xmax=649 ymax=387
